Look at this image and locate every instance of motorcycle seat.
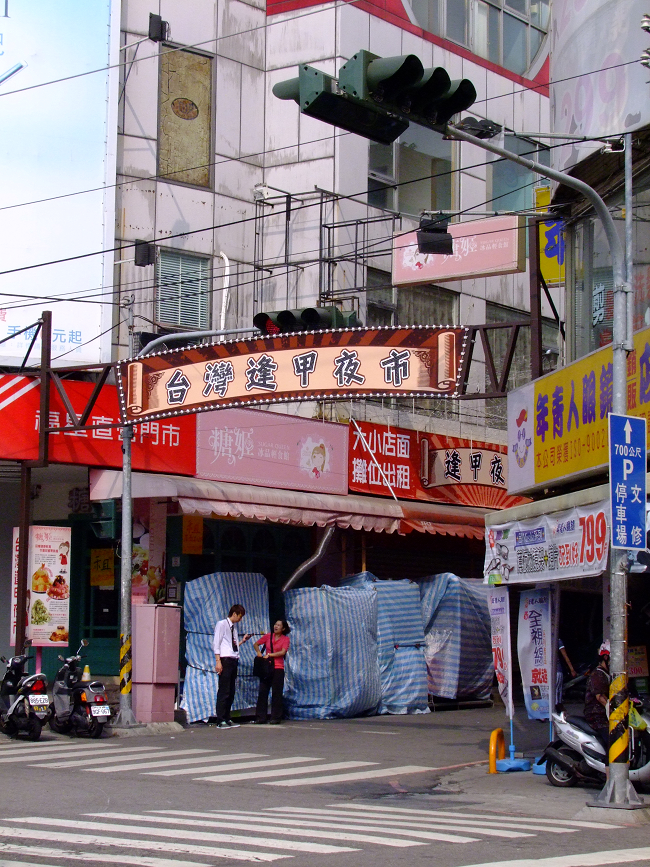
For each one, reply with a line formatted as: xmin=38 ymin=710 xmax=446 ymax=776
xmin=566 ymin=715 xmax=599 ymax=737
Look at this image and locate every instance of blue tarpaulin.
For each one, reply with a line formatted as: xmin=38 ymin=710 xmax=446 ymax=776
xmin=419 ymin=573 xmax=493 ymax=700
xmin=284 ymin=585 xmax=381 ymax=719
xmin=181 ymin=572 xmax=269 ymax=723
xmin=342 ymin=572 xmax=429 ymax=715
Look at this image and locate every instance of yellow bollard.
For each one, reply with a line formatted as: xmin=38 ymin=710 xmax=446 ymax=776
xmin=488 ymin=727 xmax=506 ymax=773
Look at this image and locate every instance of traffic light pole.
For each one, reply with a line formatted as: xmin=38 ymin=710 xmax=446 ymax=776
xmin=441 ymin=122 xmax=640 ymax=809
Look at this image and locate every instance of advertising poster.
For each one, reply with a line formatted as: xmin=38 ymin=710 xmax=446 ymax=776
xmin=196 ymin=407 xmax=348 ymax=496
xmin=11 ymin=525 xmax=71 ymax=647
xmin=488 ymin=587 xmax=513 ymax=719
xmin=518 ymin=587 xmax=552 ymax=720
xmin=485 ymin=501 xmax=610 ymax=585
xmin=507 ymin=324 xmax=650 ymax=495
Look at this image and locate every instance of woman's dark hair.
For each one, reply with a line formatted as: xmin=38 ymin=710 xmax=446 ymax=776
xmin=279 ymin=620 xmax=290 ymax=635
xmin=229 ymin=604 xmax=246 ymax=617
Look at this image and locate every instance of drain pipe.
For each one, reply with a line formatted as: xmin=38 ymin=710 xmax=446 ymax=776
xmin=282 ymin=526 xmax=335 ymax=592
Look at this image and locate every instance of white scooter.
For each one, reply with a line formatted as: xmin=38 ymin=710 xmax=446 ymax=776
xmin=543 ymin=697 xmax=650 ymax=788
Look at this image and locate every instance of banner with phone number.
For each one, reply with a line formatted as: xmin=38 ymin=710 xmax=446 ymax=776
xmin=484 ymin=500 xmax=610 ymax=585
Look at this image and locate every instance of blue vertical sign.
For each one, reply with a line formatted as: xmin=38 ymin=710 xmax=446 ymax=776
xmin=609 ymin=414 xmax=647 ymax=550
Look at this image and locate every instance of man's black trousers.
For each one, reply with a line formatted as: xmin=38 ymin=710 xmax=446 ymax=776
xmin=256 ymin=668 xmax=285 ymax=722
xmin=216 ymin=657 xmax=238 ymax=722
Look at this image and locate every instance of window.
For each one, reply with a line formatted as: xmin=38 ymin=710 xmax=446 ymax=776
xmin=158 ymin=47 xmax=213 ymax=188
xmin=366 ymin=268 xmax=396 ymax=327
xmin=368 ymin=132 xmax=452 ymax=217
xmin=408 ymin=0 xmax=549 ymax=75
xmin=157 ymin=250 xmax=211 ymax=329
xmin=489 ymin=135 xmax=549 ymax=213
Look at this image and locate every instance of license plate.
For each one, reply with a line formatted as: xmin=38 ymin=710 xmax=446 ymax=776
xmin=28 ymin=695 xmax=47 ymax=706
xmin=90 ymin=705 xmax=111 ymax=717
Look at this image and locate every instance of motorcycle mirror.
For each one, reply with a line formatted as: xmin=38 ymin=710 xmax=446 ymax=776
xmin=0 ymin=656 xmax=6 ymax=663
xmin=23 ymin=638 xmax=32 ymax=648
xmin=80 ymin=639 xmax=89 ymax=648
xmin=58 ymin=655 xmax=65 ymax=662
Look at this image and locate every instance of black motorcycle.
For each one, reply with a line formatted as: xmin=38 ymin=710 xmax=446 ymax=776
xmin=49 ymin=639 xmax=110 ymax=738
xmin=0 ymin=639 xmax=49 ymax=740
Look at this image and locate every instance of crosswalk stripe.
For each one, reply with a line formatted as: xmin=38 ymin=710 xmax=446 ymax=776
xmin=265 ymin=764 xmax=434 ymax=786
xmin=0 ymin=842 xmax=216 ymax=867
xmin=457 ymin=847 xmax=650 ymax=867
xmin=146 ymin=755 xmax=318 ymax=778
xmin=0 ymin=825 xmax=281 ymax=862
xmin=197 ymin=761 xmax=374 ymax=783
xmin=10 ymin=816 xmax=356 ymax=855
xmin=150 ymin=809 xmax=479 ymax=845
xmin=336 ymin=804 xmax=623 ymax=830
xmin=86 ymin=751 xmax=262 ymax=773
xmin=31 ymin=749 xmax=179 ymax=769
xmin=265 ymin=807 xmax=572 ymax=836
xmin=99 ymin=811 xmax=425 ymax=848
xmin=0 ymin=745 xmax=147 ymax=763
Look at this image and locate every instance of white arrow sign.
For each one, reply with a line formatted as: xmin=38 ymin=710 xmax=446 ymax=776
xmin=624 ymin=419 xmax=633 ymax=444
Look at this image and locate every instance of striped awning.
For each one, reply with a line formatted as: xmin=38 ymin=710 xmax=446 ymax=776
xmin=89 ymin=470 xmax=487 ymax=538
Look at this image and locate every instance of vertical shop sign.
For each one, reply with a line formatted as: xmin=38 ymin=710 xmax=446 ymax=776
xmin=10 ymin=528 xmax=20 ymax=645
xmin=90 ymin=549 xmax=115 ymax=588
xmin=182 ymin=515 xmax=204 ymax=555
xmin=488 ymin=587 xmax=513 ymax=719
xmin=11 ymin=526 xmax=72 ymax=647
xmin=518 ymin=587 xmax=552 ymax=720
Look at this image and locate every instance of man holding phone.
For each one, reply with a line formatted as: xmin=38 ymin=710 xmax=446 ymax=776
xmin=213 ymin=604 xmax=251 ymax=728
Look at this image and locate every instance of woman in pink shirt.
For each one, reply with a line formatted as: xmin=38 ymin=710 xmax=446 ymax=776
xmin=253 ymin=620 xmax=290 ymax=725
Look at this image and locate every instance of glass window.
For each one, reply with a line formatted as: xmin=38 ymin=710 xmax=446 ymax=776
xmin=397 ymin=126 xmax=452 ymax=217
xmin=446 ymin=0 xmax=468 ymax=44
xmin=490 ymin=136 xmax=534 ymax=212
xmin=505 ymin=0 xmax=526 ymax=14
xmin=368 ymin=141 xmax=395 ymax=210
xmin=366 ymin=268 xmax=395 ymax=328
xmin=530 ymin=0 xmax=549 ymax=28
xmin=157 ymin=250 xmax=211 ymax=329
xmin=474 ymin=1 xmax=500 ymax=65
xmin=369 ymin=141 xmax=394 ymax=178
xmin=530 ymin=26 xmax=544 ymax=61
xmin=502 ymin=12 xmax=527 ymax=73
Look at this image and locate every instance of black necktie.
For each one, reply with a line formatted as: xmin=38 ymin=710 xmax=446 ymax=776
xmin=230 ymin=624 xmax=238 ymax=652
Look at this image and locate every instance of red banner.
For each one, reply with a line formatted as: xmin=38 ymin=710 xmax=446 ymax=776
xmin=0 ymin=375 xmax=195 ymax=475
xmin=349 ymin=421 xmax=526 ymax=509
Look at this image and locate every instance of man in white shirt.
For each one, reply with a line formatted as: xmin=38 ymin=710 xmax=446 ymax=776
xmin=213 ymin=604 xmax=251 ymax=728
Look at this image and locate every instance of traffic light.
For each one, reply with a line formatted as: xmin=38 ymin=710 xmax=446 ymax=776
xmin=417 ymin=214 xmax=454 ymax=255
xmin=253 ymin=306 xmax=362 ymax=334
xmin=272 ymin=64 xmax=408 ymax=145
xmin=273 ymin=50 xmax=477 ymax=143
xmin=90 ymin=500 xmax=119 ymax=540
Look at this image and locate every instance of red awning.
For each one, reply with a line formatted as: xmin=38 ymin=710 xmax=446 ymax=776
xmin=89 ymin=470 xmax=487 ymax=538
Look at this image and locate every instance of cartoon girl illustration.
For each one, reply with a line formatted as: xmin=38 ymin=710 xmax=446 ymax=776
xmin=310 ymin=443 xmax=327 ymax=478
xmin=58 ymin=541 xmax=70 ymax=568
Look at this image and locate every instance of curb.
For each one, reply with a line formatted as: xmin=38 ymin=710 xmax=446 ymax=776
xmin=105 ymin=721 xmax=185 ymax=738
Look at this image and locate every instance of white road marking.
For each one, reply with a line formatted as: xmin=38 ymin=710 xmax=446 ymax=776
xmin=0 ymin=842 xmax=216 ymax=867
xmin=265 ymin=764 xmax=434 ymax=786
xmin=267 ymin=807 xmax=574 ymax=836
xmin=197 ymin=761 xmax=373 ymax=783
xmin=31 ymin=749 xmax=177 ymax=768
xmin=0 ymin=744 xmax=142 ymax=763
xmin=258 ymin=809 xmax=531 ymax=840
xmin=337 ymin=803 xmax=624 ymax=829
xmin=0 ymin=826 xmax=281 ymax=862
xmin=86 ymin=751 xmax=262 ymax=773
xmin=10 ymin=816 xmax=356 ymax=855
xmin=456 ymin=848 xmax=650 ymax=867
xmin=145 ymin=809 xmax=448 ymax=846
xmin=146 ymin=755 xmax=316 ymax=777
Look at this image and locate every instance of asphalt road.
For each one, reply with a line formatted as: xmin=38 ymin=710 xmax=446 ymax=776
xmin=2 ymin=705 xmax=650 ymax=867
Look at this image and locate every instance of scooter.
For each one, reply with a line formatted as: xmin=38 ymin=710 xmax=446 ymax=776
xmin=543 ymin=697 xmax=650 ymax=788
xmin=49 ymin=639 xmax=111 ymax=738
xmin=0 ymin=639 xmax=49 ymax=740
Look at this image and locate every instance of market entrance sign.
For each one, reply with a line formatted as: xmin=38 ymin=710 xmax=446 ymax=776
xmin=117 ymin=327 xmax=467 ymax=423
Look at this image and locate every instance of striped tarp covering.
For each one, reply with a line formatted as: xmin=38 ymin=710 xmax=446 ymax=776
xmin=181 ymin=572 xmax=269 ymax=723
xmin=284 ymin=585 xmax=381 ymax=719
xmin=342 ymin=573 xmax=429 ymax=715
xmin=419 ymin=573 xmax=493 ymax=701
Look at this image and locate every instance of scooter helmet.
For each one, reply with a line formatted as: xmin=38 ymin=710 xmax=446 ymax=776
xmin=599 ymin=640 xmax=611 ymax=657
